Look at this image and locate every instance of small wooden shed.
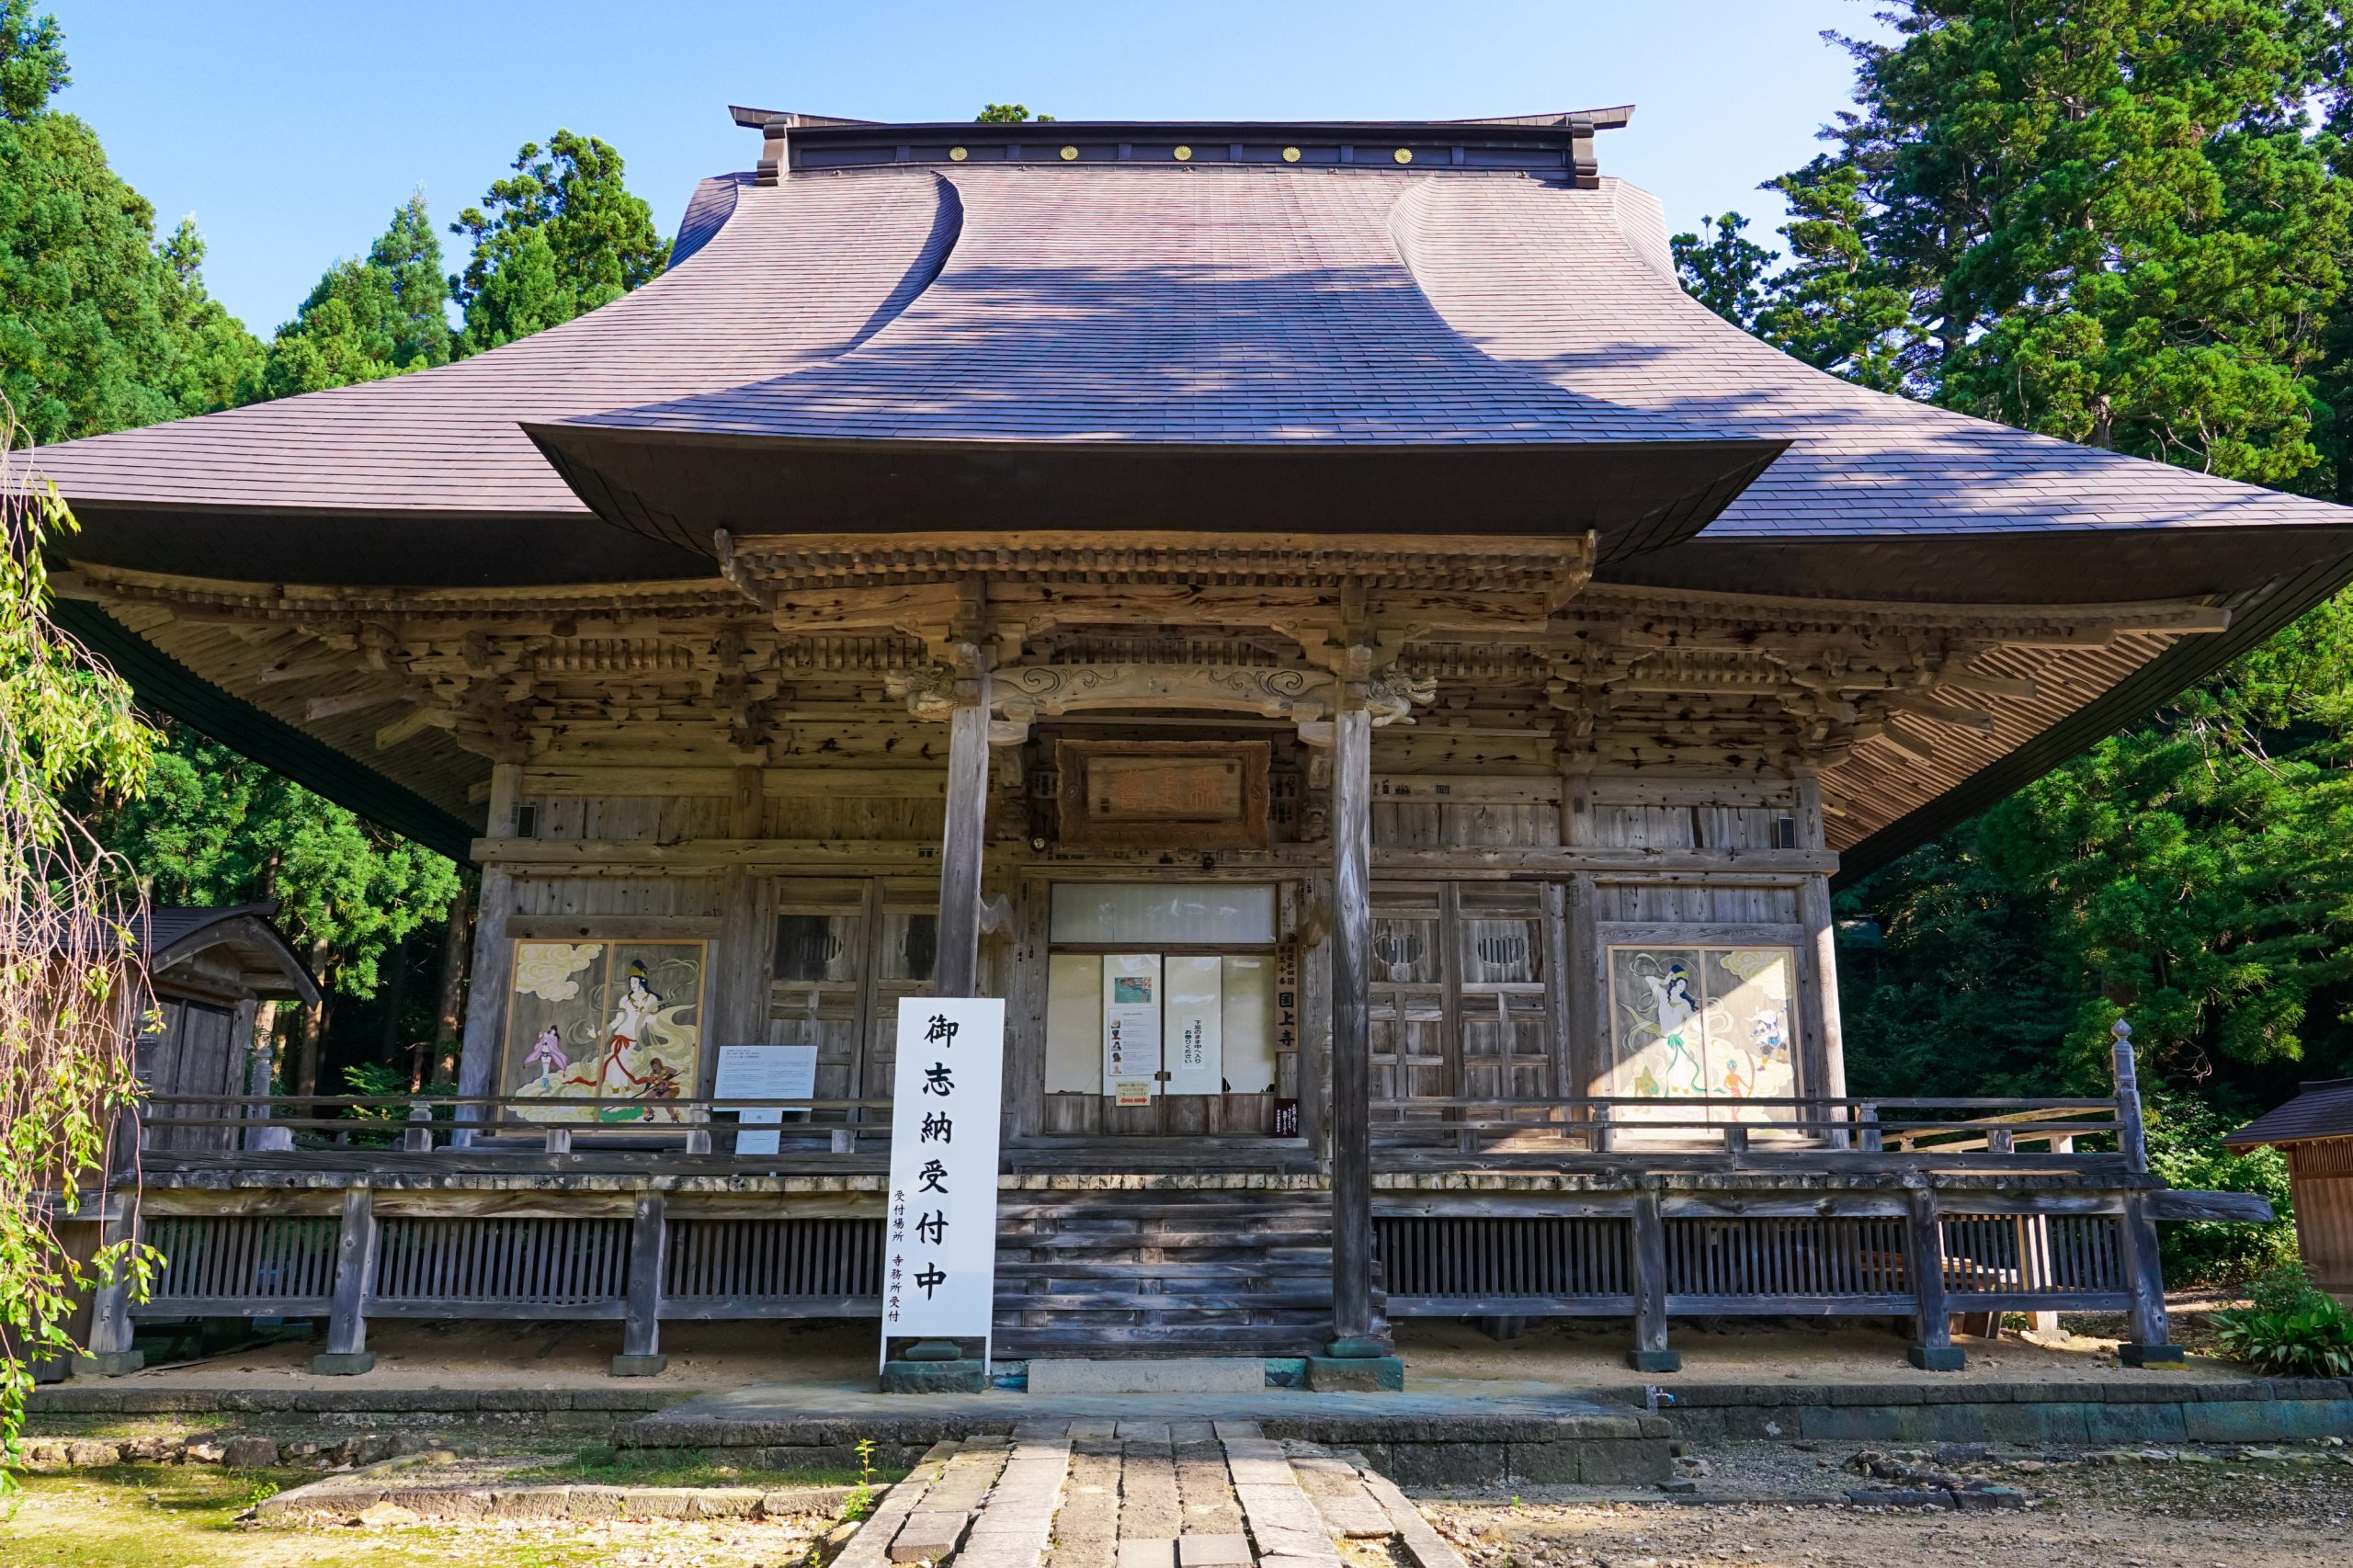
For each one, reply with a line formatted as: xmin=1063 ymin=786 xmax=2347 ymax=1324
xmin=2225 ymin=1080 xmax=2353 ymax=1297
xmin=134 ymin=903 xmax=319 ymax=1151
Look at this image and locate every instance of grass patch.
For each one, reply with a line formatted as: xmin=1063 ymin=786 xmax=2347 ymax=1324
xmin=0 ymin=1460 xmax=852 ymax=1567
xmin=502 ymin=1445 xmax=889 ymax=1490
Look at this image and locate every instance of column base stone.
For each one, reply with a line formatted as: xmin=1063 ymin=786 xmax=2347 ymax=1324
xmin=71 ymin=1351 xmax=142 ymax=1378
xmin=311 ymin=1351 xmax=377 ymax=1376
xmin=1907 ymin=1346 xmax=1966 ymax=1371
xmin=1627 ymin=1349 xmax=1682 ymax=1373
xmin=1304 ymin=1355 xmax=1403 ymax=1392
xmin=2120 ymin=1343 xmax=2188 ymax=1369
xmin=609 ymin=1354 xmax=669 ymax=1377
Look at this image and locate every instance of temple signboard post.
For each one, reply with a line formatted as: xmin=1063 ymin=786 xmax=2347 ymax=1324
xmin=881 ymin=996 xmax=1005 ymax=1391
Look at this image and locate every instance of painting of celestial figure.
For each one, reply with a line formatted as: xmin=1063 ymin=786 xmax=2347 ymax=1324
xmin=503 ymin=940 xmax=706 ymax=1123
xmin=1608 ymin=947 xmax=1796 ymax=1125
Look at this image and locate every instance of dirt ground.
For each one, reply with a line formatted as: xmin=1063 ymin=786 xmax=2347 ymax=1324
xmin=1428 ymin=1442 xmax=2353 ymax=1568
xmin=98 ymin=1297 xmax=2261 ymax=1394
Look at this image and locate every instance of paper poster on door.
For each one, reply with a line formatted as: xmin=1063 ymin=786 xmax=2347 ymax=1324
xmin=1164 ymin=954 xmax=1223 ymax=1096
xmin=1103 ymin=952 xmax=1162 ymax=1100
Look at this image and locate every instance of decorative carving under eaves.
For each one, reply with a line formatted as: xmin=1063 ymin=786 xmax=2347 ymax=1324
xmin=1365 ymin=669 xmax=1438 ymax=724
xmin=995 ymin=663 xmax=1332 ymax=722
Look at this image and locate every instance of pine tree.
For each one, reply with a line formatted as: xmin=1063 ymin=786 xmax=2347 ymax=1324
xmin=0 ymin=0 xmax=262 ymax=442
xmin=254 ymin=193 xmax=451 ymax=398
xmin=448 ymin=131 xmax=666 ymax=355
xmin=1669 ymin=213 xmax=1771 ymax=333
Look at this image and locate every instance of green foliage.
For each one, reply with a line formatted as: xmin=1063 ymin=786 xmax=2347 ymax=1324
xmin=2 ymin=410 xmax=160 ymax=1491
xmin=975 ymin=103 xmax=1053 ymax=123
xmin=0 ymin=5 xmax=262 ymax=444
xmin=252 ymin=193 xmax=450 ymax=398
xmin=1670 ymin=213 xmax=1772 ymax=333
xmin=448 ymin=130 xmax=666 ymax=355
xmin=96 ymin=728 xmax=461 ymax=1001
xmin=2211 ymin=1264 xmax=2353 ymax=1375
xmin=2143 ymin=1090 xmax=2300 ymax=1280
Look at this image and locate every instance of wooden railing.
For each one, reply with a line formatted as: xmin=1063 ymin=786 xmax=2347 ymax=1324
xmin=132 ymin=1093 xmax=898 ymax=1159
xmin=1374 ymin=1018 xmax=2157 ymax=1169
xmin=1364 ymin=1094 xmax=2130 ymax=1165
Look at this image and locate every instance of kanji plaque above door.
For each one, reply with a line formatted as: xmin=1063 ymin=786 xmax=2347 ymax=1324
xmin=1054 ymin=739 xmax=1270 ymax=851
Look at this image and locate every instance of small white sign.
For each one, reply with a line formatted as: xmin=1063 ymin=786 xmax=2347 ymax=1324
xmin=882 ymin=996 xmax=1005 ymax=1366
xmin=715 ymin=1046 xmax=818 ymax=1154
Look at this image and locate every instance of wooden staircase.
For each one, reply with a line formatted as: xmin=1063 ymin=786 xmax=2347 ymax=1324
xmin=993 ymin=1189 xmax=1383 ymax=1359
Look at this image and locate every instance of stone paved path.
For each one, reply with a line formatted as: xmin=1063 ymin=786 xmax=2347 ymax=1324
xmin=836 ymin=1419 xmax=1465 ymax=1568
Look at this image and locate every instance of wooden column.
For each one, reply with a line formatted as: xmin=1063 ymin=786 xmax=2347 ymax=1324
xmin=613 ymin=1194 xmax=670 ymax=1376
xmin=312 ymin=1186 xmax=381 ymax=1375
xmin=2109 ymin=1016 xmax=2182 ymax=1363
xmin=72 ymin=1198 xmax=142 ymax=1377
xmin=935 ymin=664 xmax=994 ymax=999
xmin=1793 ymin=775 xmax=1848 ymax=1144
xmin=710 ymin=766 xmax=775 ymax=1064
xmin=1628 ymin=1190 xmax=1677 ymax=1371
xmin=455 ymin=762 xmax=522 ymax=1143
xmin=1329 ymin=698 xmax=1377 ymax=1349
xmin=1904 ymin=1187 xmax=1962 ymax=1369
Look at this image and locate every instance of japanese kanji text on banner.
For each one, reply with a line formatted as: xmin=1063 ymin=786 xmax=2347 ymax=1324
xmin=881 ymin=996 xmax=1006 ymax=1366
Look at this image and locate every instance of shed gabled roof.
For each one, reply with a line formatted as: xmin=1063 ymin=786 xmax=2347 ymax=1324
xmin=2224 ymin=1080 xmax=2353 ymax=1150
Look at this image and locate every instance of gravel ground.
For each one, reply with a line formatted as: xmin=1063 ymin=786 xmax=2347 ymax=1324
xmin=1423 ymin=1438 xmax=2353 ymax=1568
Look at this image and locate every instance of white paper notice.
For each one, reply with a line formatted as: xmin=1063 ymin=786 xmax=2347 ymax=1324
xmin=1164 ymin=955 xmax=1223 ymax=1096
xmin=882 ymin=996 xmax=1005 ymax=1365
xmin=1102 ymin=952 xmax=1162 ymax=1102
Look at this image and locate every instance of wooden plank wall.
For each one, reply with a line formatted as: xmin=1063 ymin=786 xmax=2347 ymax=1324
xmin=459 ymin=754 xmax=1847 ymax=1137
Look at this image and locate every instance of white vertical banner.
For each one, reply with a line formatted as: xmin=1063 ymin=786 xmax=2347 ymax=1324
xmin=882 ymin=996 xmax=1005 ymax=1367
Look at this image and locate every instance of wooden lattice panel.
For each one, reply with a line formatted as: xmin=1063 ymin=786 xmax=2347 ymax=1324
xmin=1377 ymin=1217 xmax=1629 ymax=1304
xmin=662 ymin=1218 xmax=884 ymax=1304
xmin=1665 ymin=1217 xmax=1911 ymax=1301
xmin=371 ymin=1217 xmax=630 ymax=1307
xmin=1938 ymin=1212 xmax=2125 ymax=1297
xmin=142 ymin=1216 xmax=338 ymax=1312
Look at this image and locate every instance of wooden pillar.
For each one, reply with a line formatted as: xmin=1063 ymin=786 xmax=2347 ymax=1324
xmin=1905 ymin=1187 xmax=1962 ymax=1369
xmin=2113 ymin=1008 xmax=2179 ymax=1365
xmin=72 ymin=1198 xmax=141 ymax=1377
xmin=1793 ymin=774 xmax=1847 ymax=1143
xmin=2119 ymin=1190 xmax=2182 ymax=1366
xmin=1628 ymin=1190 xmax=1677 ymax=1371
xmin=1329 ymin=699 xmax=1377 ymax=1350
xmin=613 ymin=1194 xmax=670 ymax=1376
xmin=455 ymin=762 xmax=523 ymax=1143
xmin=936 ymin=664 xmax=993 ymax=999
xmin=312 ymin=1186 xmax=381 ymax=1375
xmin=710 ymin=766 xmax=776 ymax=1068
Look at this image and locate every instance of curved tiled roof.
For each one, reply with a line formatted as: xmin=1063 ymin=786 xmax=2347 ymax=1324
xmin=26 ymin=149 xmax=2352 ymax=558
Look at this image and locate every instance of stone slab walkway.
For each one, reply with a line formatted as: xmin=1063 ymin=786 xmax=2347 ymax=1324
xmin=835 ymin=1421 xmax=1467 ymax=1568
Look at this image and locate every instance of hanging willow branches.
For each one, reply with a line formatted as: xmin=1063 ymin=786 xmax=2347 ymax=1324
xmin=0 ymin=398 xmax=155 ymax=1478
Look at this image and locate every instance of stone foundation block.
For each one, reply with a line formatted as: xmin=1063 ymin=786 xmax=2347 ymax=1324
xmin=310 ymin=1352 xmax=377 ymax=1376
xmin=880 ymin=1360 xmax=985 ymax=1394
xmin=609 ymin=1354 xmax=668 ymax=1378
xmin=1303 ymin=1355 xmax=1403 ymax=1392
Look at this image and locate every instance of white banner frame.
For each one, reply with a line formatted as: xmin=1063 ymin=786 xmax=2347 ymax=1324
xmin=881 ymin=996 xmax=1005 ymax=1368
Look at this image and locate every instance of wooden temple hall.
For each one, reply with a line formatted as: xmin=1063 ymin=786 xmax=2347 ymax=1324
xmin=29 ymin=105 xmax=2353 ymax=1380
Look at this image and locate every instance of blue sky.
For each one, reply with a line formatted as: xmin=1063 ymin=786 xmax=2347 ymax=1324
xmin=51 ymin=1 xmax=1887 ymax=334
